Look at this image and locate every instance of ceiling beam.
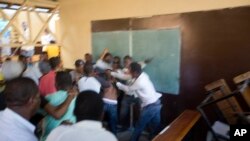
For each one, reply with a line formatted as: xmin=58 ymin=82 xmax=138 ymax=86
xmin=0 ymin=0 xmax=59 ymax=9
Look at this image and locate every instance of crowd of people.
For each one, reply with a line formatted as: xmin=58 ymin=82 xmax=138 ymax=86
xmin=0 ymin=48 xmax=162 ymax=141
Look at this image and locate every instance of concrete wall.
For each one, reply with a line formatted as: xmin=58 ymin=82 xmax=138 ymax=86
xmin=59 ymin=0 xmax=250 ymax=68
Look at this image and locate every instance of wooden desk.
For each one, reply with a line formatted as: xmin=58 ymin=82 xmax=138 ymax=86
xmin=153 ymin=110 xmax=200 ymax=141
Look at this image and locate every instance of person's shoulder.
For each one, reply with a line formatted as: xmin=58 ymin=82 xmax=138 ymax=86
xmin=98 ymin=130 xmax=118 ymax=141
xmin=140 ymin=72 xmax=149 ymax=78
xmin=46 ymin=125 xmax=71 ymax=141
xmin=78 ymin=76 xmax=87 ymax=82
xmin=69 ymin=70 xmax=76 ymax=75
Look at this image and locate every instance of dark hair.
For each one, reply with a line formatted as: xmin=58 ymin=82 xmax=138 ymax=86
xmin=39 ymin=61 xmax=51 ymax=74
xmin=50 ymin=40 xmax=56 ymax=44
xmin=41 ymin=51 xmax=48 ymax=55
xmin=18 ymin=55 xmax=26 ymax=61
xmin=114 ymin=56 xmax=121 ymax=63
xmin=74 ymin=91 xmax=103 ymax=121
xmin=74 ymin=59 xmax=84 ymax=67
xmin=103 ymin=53 xmax=112 ymax=60
xmin=85 ymin=53 xmax=91 ymax=57
xmin=130 ymin=62 xmax=142 ymax=74
xmin=49 ymin=56 xmax=61 ymax=69
xmin=56 ymin=71 xmax=72 ymax=90
xmin=84 ymin=63 xmax=93 ymax=76
xmin=4 ymin=77 xmax=38 ymax=106
xmin=123 ymin=55 xmax=132 ymax=61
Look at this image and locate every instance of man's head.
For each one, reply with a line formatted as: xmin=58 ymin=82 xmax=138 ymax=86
xmin=49 ymin=56 xmax=62 ymax=70
xmin=74 ymin=59 xmax=84 ymax=74
xmin=123 ymin=55 xmax=132 ymax=68
xmin=40 ymin=52 xmax=48 ymax=61
xmin=129 ymin=62 xmax=142 ymax=78
xmin=4 ymin=77 xmax=40 ymax=119
xmin=103 ymin=53 xmax=113 ymax=64
xmin=56 ymin=71 xmax=72 ymax=91
xmin=74 ymin=91 xmax=103 ymax=122
xmin=113 ymin=56 xmax=121 ymax=64
xmin=39 ymin=61 xmax=51 ymax=75
xmin=84 ymin=63 xmax=94 ymax=76
xmin=2 ymin=60 xmax=24 ymax=81
xmin=84 ymin=53 xmax=93 ymax=63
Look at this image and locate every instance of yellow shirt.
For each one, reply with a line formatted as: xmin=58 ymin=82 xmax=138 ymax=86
xmin=45 ymin=44 xmax=60 ymax=59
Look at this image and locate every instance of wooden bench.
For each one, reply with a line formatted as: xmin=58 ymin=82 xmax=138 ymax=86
xmin=153 ymin=110 xmax=200 ymax=141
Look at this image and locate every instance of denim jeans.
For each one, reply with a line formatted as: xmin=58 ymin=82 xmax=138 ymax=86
xmin=120 ymin=95 xmax=140 ymax=128
xmin=130 ymin=99 xmax=162 ymax=141
xmin=104 ymin=102 xmax=118 ymax=135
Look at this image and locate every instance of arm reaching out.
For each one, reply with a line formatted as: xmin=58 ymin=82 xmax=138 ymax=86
xmin=99 ymin=48 xmax=109 ymax=60
xmin=43 ymin=89 xmax=77 ymax=119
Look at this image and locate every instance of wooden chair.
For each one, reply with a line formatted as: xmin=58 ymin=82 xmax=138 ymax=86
xmin=204 ymin=79 xmax=243 ymax=124
xmin=233 ymin=71 xmax=250 ymax=108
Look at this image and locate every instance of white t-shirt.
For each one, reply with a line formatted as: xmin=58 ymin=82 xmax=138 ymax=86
xmin=94 ymin=59 xmax=112 ymax=71
xmin=23 ymin=64 xmax=42 ymax=85
xmin=46 ymin=120 xmax=117 ymax=141
xmin=78 ymin=76 xmax=101 ymax=93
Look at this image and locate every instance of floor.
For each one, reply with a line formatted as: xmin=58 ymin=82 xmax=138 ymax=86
xmin=116 ymin=129 xmax=150 ymax=141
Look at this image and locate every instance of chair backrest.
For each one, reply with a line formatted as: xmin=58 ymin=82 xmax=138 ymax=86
xmin=205 ymin=79 xmax=243 ymax=124
xmin=233 ymin=71 xmax=250 ymax=108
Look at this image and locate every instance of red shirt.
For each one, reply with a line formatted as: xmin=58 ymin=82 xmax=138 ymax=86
xmin=39 ymin=70 xmax=57 ymax=96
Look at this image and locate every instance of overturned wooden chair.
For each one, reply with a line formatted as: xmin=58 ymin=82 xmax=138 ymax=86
xmin=233 ymin=71 xmax=250 ymax=108
xmin=197 ymin=79 xmax=244 ymax=141
xmin=204 ymin=79 xmax=243 ymax=124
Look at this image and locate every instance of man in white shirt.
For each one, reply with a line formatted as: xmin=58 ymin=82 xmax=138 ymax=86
xmin=111 ymin=55 xmax=152 ymax=129
xmin=78 ymin=63 xmax=110 ymax=93
xmin=46 ymin=90 xmax=117 ymax=141
xmin=0 ymin=77 xmax=40 ymax=141
xmin=41 ymin=29 xmax=55 ymax=52
xmin=116 ymin=62 xmax=162 ymax=141
xmin=21 ymin=51 xmax=42 ymax=85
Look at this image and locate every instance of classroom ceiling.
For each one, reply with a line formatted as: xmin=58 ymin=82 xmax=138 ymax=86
xmin=0 ymin=0 xmax=59 ymax=11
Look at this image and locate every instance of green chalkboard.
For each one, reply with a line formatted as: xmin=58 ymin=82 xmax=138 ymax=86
xmin=92 ymin=28 xmax=180 ymax=94
xmin=92 ymin=31 xmax=130 ymax=61
xmin=132 ymin=29 xmax=180 ymax=94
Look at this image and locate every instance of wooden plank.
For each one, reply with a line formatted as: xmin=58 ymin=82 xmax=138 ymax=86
xmin=233 ymin=71 xmax=250 ymax=84
xmin=153 ymin=110 xmax=200 ymax=141
xmin=34 ymin=10 xmax=57 ymax=39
